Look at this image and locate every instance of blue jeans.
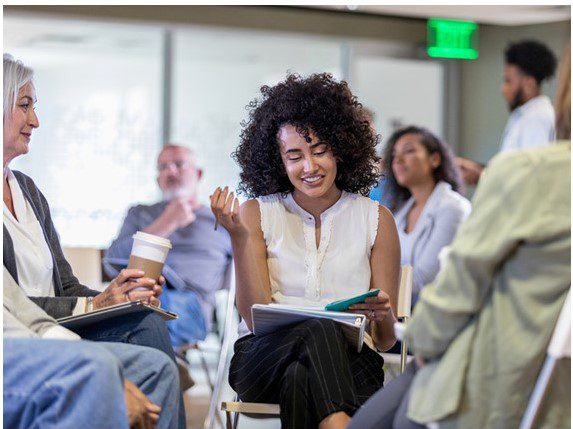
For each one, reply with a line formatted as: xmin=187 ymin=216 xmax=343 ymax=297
xmin=99 ymin=341 xmax=180 ymax=429
xmin=4 ymin=338 xmax=128 ymax=429
xmin=160 ymin=287 xmax=207 ymax=347
xmin=73 ymin=311 xmax=186 ymax=428
xmin=4 ymin=338 xmax=180 ymax=429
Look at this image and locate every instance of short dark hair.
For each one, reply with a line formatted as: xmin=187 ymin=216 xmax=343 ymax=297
xmin=504 ymin=40 xmax=557 ymax=84
xmin=234 ymin=72 xmax=380 ymax=198
xmin=383 ymin=126 xmax=463 ymax=212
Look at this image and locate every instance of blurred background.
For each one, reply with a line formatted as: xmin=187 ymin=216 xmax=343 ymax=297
xmin=4 ymin=5 xmax=569 ymax=250
xmin=4 ymin=5 xmax=570 ymax=429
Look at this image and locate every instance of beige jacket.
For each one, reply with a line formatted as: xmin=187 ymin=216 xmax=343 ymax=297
xmin=404 ymin=143 xmax=571 ymax=428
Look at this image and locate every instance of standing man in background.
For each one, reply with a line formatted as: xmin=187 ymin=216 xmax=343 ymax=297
xmin=457 ymin=39 xmax=557 ymax=185
xmin=106 ymin=144 xmax=232 ymax=350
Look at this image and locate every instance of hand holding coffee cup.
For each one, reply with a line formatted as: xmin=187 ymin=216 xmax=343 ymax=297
xmin=93 ymin=232 xmax=171 ymax=310
xmin=127 ymin=231 xmax=172 ymax=280
xmin=92 ymin=268 xmax=160 ymax=310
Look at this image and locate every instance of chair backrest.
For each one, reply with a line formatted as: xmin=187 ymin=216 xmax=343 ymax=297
xmin=204 ymin=261 xmax=237 ymax=429
xmin=519 ymin=288 xmax=571 ymax=429
xmin=218 ymin=256 xmax=234 ymax=291
xmin=397 ymin=265 xmax=413 ymax=319
xmin=548 ymin=288 xmax=571 ymax=359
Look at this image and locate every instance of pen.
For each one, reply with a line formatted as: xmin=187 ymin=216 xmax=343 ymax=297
xmin=214 ymin=219 xmax=218 ymax=231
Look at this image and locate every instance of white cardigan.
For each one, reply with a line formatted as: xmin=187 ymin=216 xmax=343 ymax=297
xmin=394 ymin=181 xmax=471 ymax=298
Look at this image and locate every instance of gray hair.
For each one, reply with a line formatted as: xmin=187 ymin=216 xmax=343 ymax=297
xmin=3 ymin=54 xmax=34 ymax=122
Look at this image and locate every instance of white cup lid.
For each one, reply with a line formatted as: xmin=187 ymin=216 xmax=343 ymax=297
xmin=132 ymin=231 xmax=172 ymax=249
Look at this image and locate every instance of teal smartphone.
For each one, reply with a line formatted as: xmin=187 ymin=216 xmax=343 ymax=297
xmin=324 ymin=289 xmax=380 ymax=312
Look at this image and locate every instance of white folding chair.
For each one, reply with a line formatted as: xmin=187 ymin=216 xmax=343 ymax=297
xmin=178 ymin=259 xmax=235 ymax=387
xmin=204 ymin=263 xmax=239 ymax=429
xmin=218 ymin=267 xmax=280 ymax=429
xmin=520 ymin=288 xmax=571 ymax=429
xmin=381 ymin=265 xmax=414 ymax=375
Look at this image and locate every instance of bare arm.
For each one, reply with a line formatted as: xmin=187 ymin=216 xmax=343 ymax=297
xmin=370 ymin=206 xmax=401 ymax=350
xmin=350 ymin=205 xmax=400 ymax=351
xmin=211 ymin=187 xmax=271 ymax=330
xmin=232 ymin=200 xmax=272 ymax=329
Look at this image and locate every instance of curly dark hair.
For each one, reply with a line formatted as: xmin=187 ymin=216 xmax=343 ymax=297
xmin=233 ymin=73 xmax=381 ymax=198
xmin=382 ymin=126 xmax=463 ymax=212
xmin=505 ymin=40 xmax=557 ymax=84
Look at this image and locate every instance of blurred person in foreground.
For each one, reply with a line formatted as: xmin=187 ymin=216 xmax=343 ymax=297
xmin=4 ymin=267 xmax=178 ymax=429
xmin=457 ymin=39 xmax=557 ymax=186
xmin=2 ymin=54 xmax=185 ymax=428
xmin=383 ymin=126 xmax=471 ymax=302
xmin=348 ymin=44 xmax=571 ymax=429
xmin=106 ymin=144 xmax=233 ymax=349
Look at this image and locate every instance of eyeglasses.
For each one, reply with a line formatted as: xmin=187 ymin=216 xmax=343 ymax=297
xmin=158 ymin=160 xmax=190 ymax=172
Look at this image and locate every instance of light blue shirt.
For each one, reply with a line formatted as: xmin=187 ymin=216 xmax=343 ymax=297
xmin=500 ymin=95 xmax=555 ymax=153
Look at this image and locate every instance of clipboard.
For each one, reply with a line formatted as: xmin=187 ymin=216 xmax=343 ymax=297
xmin=57 ymin=301 xmax=178 ymax=330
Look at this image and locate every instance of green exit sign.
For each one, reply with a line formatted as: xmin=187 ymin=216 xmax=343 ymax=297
xmin=427 ymin=18 xmax=479 ymax=60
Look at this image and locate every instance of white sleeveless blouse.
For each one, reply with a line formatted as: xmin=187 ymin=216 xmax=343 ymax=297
xmin=238 ymin=191 xmax=380 ymax=336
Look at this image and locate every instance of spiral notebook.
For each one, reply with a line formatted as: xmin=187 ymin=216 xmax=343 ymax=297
xmin=251 ymin=304 xmax=367 ymax=352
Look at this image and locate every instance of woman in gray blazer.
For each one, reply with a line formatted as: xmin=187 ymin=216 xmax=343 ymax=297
xmin=383 ymin=126 xmax=471 ymax=300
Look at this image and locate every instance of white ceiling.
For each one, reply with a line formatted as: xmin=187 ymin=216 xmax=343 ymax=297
xmin=308 ymin=5 xmax=571 ymax=26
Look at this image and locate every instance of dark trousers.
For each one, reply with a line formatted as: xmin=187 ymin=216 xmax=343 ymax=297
xmin=348 ymin=361 xmax=425 ymax=429
xmin=74 ymin=311 xmax=186 ymax=429
xmin=229 ymin=318 xmax=385 ymax=429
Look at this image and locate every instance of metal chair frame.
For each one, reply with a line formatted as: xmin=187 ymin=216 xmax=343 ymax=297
xmin=519 ymin=288 xmax=571 ymax=429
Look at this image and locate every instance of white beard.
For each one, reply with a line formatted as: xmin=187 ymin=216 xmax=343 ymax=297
xmin=162 ymin=187 xmax=193 ymax=201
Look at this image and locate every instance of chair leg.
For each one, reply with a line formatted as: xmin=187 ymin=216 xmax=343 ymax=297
xmin=215 ymin=410 xmax=224 ymax=428
xmin=233 ymin=411 xmax=240 ymax=429
xmin=200 ymin=351 xmax=215 ymax=392
xmin=400 ymin=316 xmax=409 ymax=373
xmin=400 ymin=339 xmax=408 ymax=373
xmin=225 ymin=410 xmax=232 ymax=429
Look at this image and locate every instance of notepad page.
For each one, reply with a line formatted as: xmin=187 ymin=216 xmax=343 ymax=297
xmin=252 ymin=304 xmax=365 ymax=352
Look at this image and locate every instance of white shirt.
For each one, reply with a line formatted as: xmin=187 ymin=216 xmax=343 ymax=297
xmin=3 ymin=169 xmax=56 ymax=297
xmin=500 ymin=95 xmax=555 ymax=153
xmin=3 ymin=169 xmax=86 ymax=315
xmin=238 ymin=191 xmax=379 ymax=336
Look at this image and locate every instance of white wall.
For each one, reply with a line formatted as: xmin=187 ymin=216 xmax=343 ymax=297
xmin=351 ymin=56 xmax=444 ymax=143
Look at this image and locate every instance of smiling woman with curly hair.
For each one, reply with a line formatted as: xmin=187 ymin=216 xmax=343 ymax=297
xmin=235 ymin=72 xmax=381 ymax=198
xmin=211 ymin=73 xmax=401 ymax=429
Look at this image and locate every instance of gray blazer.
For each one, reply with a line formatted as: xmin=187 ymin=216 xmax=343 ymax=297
xmin=3 ymin=171 xmax=99 ymax=319
xmin=394 ymin=181 xmax=471 ymax=297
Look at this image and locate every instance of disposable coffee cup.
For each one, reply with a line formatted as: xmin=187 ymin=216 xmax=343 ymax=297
xmin=127 ymin=231 xmax=172 ymax=290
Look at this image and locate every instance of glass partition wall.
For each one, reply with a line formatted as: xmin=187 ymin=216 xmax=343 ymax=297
xmin=4 ymin=13 xmax=444 ymax=248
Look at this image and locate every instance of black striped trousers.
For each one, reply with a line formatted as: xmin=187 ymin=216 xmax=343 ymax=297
xmin=229 ymin=318 xmax=385 ymax=429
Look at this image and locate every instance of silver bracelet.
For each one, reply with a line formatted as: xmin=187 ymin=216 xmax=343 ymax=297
xmin=85 ymin=297 xmax=94 ymax=313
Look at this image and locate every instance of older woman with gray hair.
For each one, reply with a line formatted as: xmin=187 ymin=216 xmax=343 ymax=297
xmin=3 ymin=54 xmax=185 ymax=428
